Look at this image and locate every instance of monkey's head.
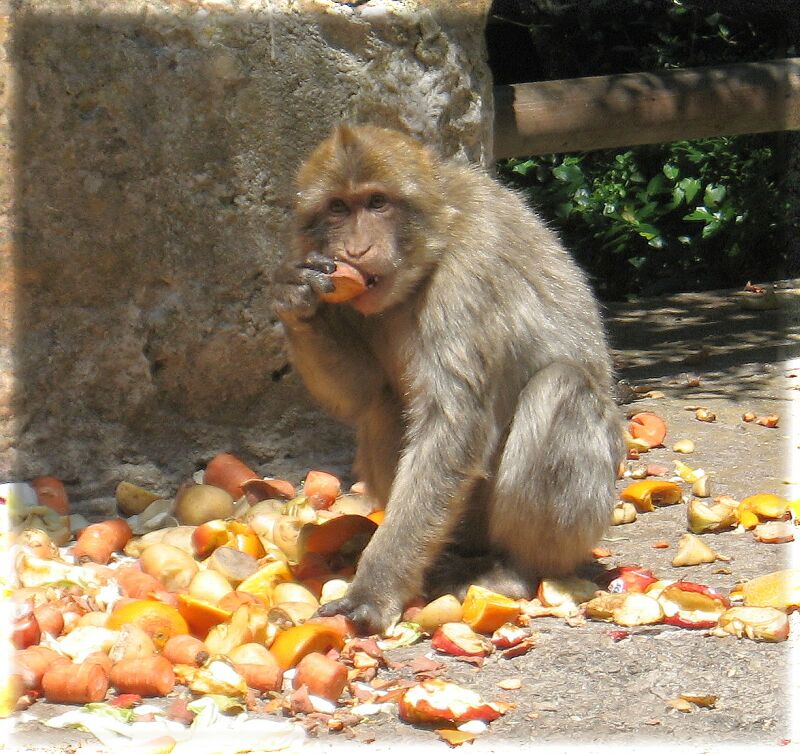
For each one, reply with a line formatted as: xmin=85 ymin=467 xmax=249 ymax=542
xmin=293 ymin=124 xmax=450 ymax=315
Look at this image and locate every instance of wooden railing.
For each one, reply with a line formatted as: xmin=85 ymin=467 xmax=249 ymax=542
xmin=493 ymin=58 xmax=800 ymax=159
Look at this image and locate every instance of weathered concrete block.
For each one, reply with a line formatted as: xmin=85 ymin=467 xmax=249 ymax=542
xmin=0 ymin=0 xmax=492 ymax=505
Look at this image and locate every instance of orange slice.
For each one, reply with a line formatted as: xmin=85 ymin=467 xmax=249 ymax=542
xmin=461 ymin=585 xmax=521 ymax=633
xmin=619 ymin=480 xmax=682 ymax=512
xmin=269 ymin=624 xmax=344 ymax=669
xmin=107 ymin=599 xmax=189 ymax=649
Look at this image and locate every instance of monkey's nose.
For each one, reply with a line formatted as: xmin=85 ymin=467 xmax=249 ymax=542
xmin=345 ymin=244 xmax=372 ymax=259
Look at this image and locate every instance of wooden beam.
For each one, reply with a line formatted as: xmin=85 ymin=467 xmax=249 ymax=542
xmin=493 ymin=58 xmax=800 ymax=159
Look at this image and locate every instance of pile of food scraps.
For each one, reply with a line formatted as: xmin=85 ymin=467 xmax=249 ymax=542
xmin=2 ymin=408 xmax=798 ymax=750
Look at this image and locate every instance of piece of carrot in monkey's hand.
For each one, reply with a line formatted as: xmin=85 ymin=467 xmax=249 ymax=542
xmin=319 ymin=261 xmax=368 ymax=303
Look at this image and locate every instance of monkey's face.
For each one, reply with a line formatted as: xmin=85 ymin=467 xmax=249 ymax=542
xmin=293 ymin=124 xmax=445 ymax=316
xmin=318 ymin=189 xmax=415 ymax=315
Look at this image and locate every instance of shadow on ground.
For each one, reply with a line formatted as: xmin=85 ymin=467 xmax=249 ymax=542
xmin=606 ymin=280 xmax=800 ymax=402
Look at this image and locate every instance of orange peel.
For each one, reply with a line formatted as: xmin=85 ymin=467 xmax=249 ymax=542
xmin=737 ymin=493 xmax=788 ymax=530
xmin=619 ymin=480 xmax=682 ymax=512
xmin=107 ymin=599 xmax=189 ymax=650
xmin=176 ymin=594 xmax=232 ymax=639
xmin=731 ymin=569 xmax=800 ymax=610
xmin=461 ymin=584 xmax=521 ymax=633
xmin=269 ymin=623 xmax=344 ymax=669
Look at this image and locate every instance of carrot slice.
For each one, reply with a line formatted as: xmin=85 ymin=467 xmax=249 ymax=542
xmin=30 ymin=476 xmax=69 ymax=515
xmin=235 ymin=659 xmax=284 ymax=693
xmin=162 ymin=635 xmax=209 ymax=667
xmin=204 ymin=453 xmax=257 ymax=499
xmin=319 ymin=262 xmax=367 ymax=303
xmin=303 ymin=470 xmax=341 ymax=508
xmin=110 ymin=656 xmax=175 ymax=697
xmin=293 ymin=652 xmax=348 ymax=700
xmin=73 ymin=519 xmax=133 ymax=564
xmin=42 ymin=661 xmax=109 ymax=704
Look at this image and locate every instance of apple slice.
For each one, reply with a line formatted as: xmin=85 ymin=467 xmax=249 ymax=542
xmin=657 ymin=581 xmax=730 ymax=629
xmin=687 ymin=498 xmax=737 ymax=534
xmin=431 ymin=622 xmax=494 ymax=657
xmin=398 ymin=679 xmax=509 ymax=724
xmin=584 ymin=592 xmax=663 ymax=626
xmin=490 ymin=623 xmax=530 ymax=650
xmin=612 ymin=593 xmax=664 ymax=626
xmin=601 ymin=565 xmax=658 ymax=594
xmin=752 ymin=521 xmax=794 ymax=544
xmin=711 ymin=606 xmax=790 ymax=642
xmin=537 ymin=577 xmax=597 ymax=610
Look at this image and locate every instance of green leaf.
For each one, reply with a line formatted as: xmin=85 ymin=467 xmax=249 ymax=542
xmin=663 ymin=164 xmax=679 ymax=180
xmin=646 ymin=174 xmax=667 ymax=196
xmin=683 ymin=207 xmax=714 ymax=222
xmin=511 ymin=160 xmax=536 ymax=177
xmin=552 ymin=163 xmax=584 ymax=185
xmin=678 ymin=177 xmax=702 ymax=203
xmin=635 ymin=223 xmax=661 ymax=240
xmin=704 ymin=184 xmax=727 ymax=206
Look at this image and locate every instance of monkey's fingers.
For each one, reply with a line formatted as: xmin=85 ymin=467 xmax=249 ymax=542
xmin=315 ymin=595 xmax=387 ymax=636
xmin=301 ymin=252 xmax=336 ymax=275
xmin=273 ymin=262 xmax=335 ymax=294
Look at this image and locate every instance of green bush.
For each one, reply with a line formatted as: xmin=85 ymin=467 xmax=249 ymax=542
xmin=499 ymin=136 xmax=788 ymax=300
xmin=490 ymin=0 xmax=793 ymax=299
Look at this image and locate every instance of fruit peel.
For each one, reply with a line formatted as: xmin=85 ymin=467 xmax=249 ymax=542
xmin=619 ymin=480 xmax=682 ymax=512
xmin=398 ymin=679 xmax=509 ymax=725
xmin=671 ymin=533 xmax=719 ymax=567
xmin=730 ymin=569 xmax=800 ymax=610
xmin=461 ymin=585 xmax=521 ymax=633
xmin=658 ymin=581 xmax=729 ymax=629
xmin=431 ymin=622 xmax=494 ymax=658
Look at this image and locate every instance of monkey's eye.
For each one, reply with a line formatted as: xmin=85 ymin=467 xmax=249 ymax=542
xmin=367 ymin=193 xmax=388 ymax=210
xmin=328 ymin=198 xmax=349 ymax=215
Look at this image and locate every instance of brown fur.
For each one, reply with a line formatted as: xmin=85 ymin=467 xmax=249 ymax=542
xmin=273 ymin=125 xmax=624 ymax=632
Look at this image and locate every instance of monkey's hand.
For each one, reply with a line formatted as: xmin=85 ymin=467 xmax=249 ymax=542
xmin=315 ymin=583 xmax=403 ymax=636
xmin=272 ymin=252 xmax=336 ymax=325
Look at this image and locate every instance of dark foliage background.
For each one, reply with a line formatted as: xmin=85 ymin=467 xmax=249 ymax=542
xmin=486 ymin=0 xmax=797 ymax=300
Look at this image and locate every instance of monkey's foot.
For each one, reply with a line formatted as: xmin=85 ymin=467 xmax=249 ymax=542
xmin=315 ymin=591 xmax=402 ymax=635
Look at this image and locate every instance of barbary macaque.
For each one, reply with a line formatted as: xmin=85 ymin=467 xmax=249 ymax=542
xmin=273 ymin=124 xmax=623 ymax=633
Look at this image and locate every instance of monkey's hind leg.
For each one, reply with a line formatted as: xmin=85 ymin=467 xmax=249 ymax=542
xmin=489 ymin=362 xmax=622 ymax=580
xmin=424 ymin=548 xmax=536 ymax=601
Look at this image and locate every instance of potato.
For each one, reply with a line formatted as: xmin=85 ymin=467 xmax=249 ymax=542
xmin=139 ymin=543 xmax=199 ymax=592
xmin=174 ymin=484 xmax=234 ymax=526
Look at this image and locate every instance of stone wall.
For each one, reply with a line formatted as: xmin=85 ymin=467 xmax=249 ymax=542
xmin=0 ymin=0 xmax=493 ymax=509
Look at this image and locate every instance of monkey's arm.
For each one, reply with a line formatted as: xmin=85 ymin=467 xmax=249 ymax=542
xmin=281 ymin=316 xmax=388 ymax=424
xmin=318 ymin=322 xmax=494 ymax=632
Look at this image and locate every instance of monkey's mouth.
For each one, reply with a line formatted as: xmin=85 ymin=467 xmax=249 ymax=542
xmin=365 ymin=275 xmax=379 ymax=289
